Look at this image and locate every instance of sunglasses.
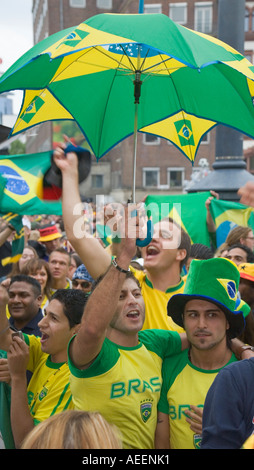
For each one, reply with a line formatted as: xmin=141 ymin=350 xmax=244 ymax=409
xmin=72 ymin=280 xmax=92 ymax=289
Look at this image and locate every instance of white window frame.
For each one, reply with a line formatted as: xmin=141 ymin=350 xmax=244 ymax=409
xmin=91 ymin=174 xmax=104 ymax=189
xmin=143 ymin=133 xmax=161 ymax=146
xmin=169 ymin=3 xmax=187 ymax=25
xmin=143 ymin=167 xmax=160 ymax=188
xmin=167 ymin=167 xmax=185 ymax=188
xmin=69 ymin=0 xmax=86 ymax=8
xmin=144 ymin=3 xmax=162 ymax=14
xmin=194 ymin=2 xmax=213 ymax=33
xmin=96 ymin=0 xmax=112 ymax=9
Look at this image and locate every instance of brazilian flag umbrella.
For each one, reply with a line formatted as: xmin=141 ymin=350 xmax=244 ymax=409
xmin=1 ymin=13 xmax=254 ymax=204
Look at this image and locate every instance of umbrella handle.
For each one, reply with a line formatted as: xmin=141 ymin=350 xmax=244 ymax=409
xmin=136 ymin=219 xmax=154 ymax=247
xmin=131 ymin=209 xmax=154 ymax=247
xmin=64 ymin=143 xmax=85 ymax=155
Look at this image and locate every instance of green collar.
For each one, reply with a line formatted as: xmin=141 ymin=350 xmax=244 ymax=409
xmin=145 ymin=275 xmax=184 ymax=293
xmin=46 ymin=356 xmax=67 ymax=369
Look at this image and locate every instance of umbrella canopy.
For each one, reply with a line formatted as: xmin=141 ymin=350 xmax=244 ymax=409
xmin=1 ymin=13 xmax=254 ymax=193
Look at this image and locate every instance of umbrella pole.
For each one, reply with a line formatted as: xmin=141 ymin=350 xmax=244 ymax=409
xmin=132 ymin=102 xmax=138 ymax=204
xmin=132 ymin=63 xmax=142 ymax=204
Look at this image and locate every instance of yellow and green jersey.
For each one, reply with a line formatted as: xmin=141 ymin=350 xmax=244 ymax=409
xmin=158 ymin=349 xmax=237 ymax=449
xmin=24 ymin=334 xmax=73 ymax=425
xmin=68 ymin=329 xmax=182 ymax=449
xmin=131 ymin=267 xmax=185 ymax=333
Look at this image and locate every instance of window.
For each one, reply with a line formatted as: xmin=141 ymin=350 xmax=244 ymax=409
xmin=194 ymin=2 xmax=213 ymax=33
xmin=169 ymin=3 xmax=187 ymax=25
xmin=245 ymin=8 xmax=250 ymax=32
xmin=92 ymin=175 xmax=104 ymax=188
xmin=144 ymin=4 xmax=162 ymax=14
xmin=200 ymin=132 xmax=210 ymax=144
xmin=112 ymin=171 xmax=122 ymax=189
xmin=143 ymin=133 xmax=160 ymax=145
xmin=69 ymin=0 xmax=86 ymax=7
xmin=167 ymin=168 xmax=184 ymax=188
xmin=249 ymin=156 xmax=254 ymax=171
xmin=143 ymin=168 xmax=160 ymax=188
xmin=96 ymin=0 xmax=112 ymax=8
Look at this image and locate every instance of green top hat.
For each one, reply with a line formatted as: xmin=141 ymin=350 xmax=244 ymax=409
xmin=167 ymin=257 xmax=246 ymax=338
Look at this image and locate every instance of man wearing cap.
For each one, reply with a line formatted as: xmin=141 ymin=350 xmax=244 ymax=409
xmin=155 ymin=257 xmax=249 ymax=449
xmin=72 ymin=264 xmax=94 ymax=294
xmin=38 ymin=224 xmax=62 ymax=261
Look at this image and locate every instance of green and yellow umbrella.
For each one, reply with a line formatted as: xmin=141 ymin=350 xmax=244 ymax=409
xmin=1 ymin=13 xmax=254 ymax=203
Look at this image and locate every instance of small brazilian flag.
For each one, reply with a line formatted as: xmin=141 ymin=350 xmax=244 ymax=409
xmin=209 ymin=198 xmax=254 ymax=247
xmin=0 ymin=213 xmax=24 ymax=266
xmin=20 ymin=95 xmax=45 ymax=124
xmin=0 ymin=152 xmax=62 ymax=216
xmin=174 ymin=119 xmax=195 ymax=147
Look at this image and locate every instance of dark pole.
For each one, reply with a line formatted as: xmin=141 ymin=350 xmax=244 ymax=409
xmin=187 ymin=0 xmax=254 ymax=200
xmin=138 ymin=1 xmax=144 ymax=13
xmin=215 ymin=0 xmax=245 ymax=159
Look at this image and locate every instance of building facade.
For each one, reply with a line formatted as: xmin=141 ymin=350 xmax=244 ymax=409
xmin=27 ymin=0 xmax=254 ymax=201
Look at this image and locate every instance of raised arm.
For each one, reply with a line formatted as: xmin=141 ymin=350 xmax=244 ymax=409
xmin=69 ymin=205 xmax=139 ymax=369
xmin=0 ymin=225 xmax=14 ymax=247
xmin=53 ymin=143 xmax=111 ymax=279
xmin=7 ymin=335 xmax=33 ymax=449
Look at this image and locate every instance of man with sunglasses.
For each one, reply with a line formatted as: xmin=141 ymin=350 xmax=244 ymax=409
xmin=72 ymin=264 xmax=94 ymax=294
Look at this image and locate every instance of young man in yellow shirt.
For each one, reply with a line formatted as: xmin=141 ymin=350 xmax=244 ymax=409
xmin=0 ymin=287 xmax=87 ymax=448
xmin=53 ymin=144 xmax=191 ymax=333
xmin=68 ymin=205 xmax=188 ymax=449
xmin=155 ymin=257 xmax=249 ymax=449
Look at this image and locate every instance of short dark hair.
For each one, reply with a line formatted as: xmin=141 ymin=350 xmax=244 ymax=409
xmin=51 ymin=289 xmax=88 ymax=328
xmin=49 ymin=248 xmax=71 ymax=265
xmin=227 ymin=243 xmax=254 ymax=263
xmin=91 ymin=269 xmax=141 ymax=293
xmin=189 ymin=243 xmax=214 ymax=260
xmin=9 ymin=274 xmax=41 ymax=297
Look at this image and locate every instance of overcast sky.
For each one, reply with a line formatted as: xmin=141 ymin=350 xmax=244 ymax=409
xmin=0 ymin=0 xmax=33 ymax=113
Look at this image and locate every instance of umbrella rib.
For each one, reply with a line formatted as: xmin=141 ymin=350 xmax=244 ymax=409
xmin=49 ymin=45 xmax=134 ymax=85
xmin=142 ymin=57 xmax=178 ymax=74
xmin=90 ymin=45 xmax=134 ymax=72
xmin=96 ymin=51 xmax=130 ymax=156
xmin=119 ymin=44 xmax=137 ymax=71
xmin=156 ymin=52 xmax=196 ymax=162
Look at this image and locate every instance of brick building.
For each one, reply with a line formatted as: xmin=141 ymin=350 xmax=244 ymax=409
xmin=28 ymin=0 xmax=254 ymax=201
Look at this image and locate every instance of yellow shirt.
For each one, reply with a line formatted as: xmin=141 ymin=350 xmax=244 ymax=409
xmin=158 ymin=350 xmax=237 ymax=449
xmin=69 ymin=330 xmax=182 ymax=449
xmin=131 ymin=268 xmax=185 ymax=333
xmin=24 ymin=334 xmax=73 ymax=425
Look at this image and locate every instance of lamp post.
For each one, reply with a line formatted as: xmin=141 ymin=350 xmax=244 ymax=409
xmin=138 ymin=1 xmax=144 ymax=13
xmin=187 ymin=0 xmax=254 ymax=200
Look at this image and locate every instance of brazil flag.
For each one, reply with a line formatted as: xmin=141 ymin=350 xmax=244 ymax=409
xmin=209 ymin=198 xmax=254 ymax=247
xmin=145 ymin=192 xmax=211 ymax=246
xmin=0 ymin=152 xmax=62 ymax=215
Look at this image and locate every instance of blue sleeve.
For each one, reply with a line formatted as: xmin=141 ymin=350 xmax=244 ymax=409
xmin=201 ymin=359 xmax=254 ymax=449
